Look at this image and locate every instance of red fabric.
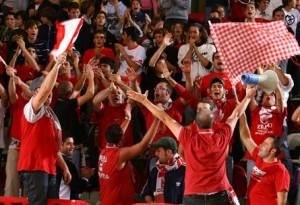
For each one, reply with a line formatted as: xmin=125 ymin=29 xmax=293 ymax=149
xmin=246 ymin=106 xmax=285 ymax=159
xmin=179 ymin=122 xmax=232 ymax=194
xmin=248 ymin=147 xmax=290 ymax=205
xmin=99 ymin=147 xmax=135 ymax=205
xmin=9 ymin=96 xmax=28 ymax=141
xmin=143 ymin=99 xmax=185 ymax=144
xmin=15 ymin=65 xmax=39 ymax=81
xmin=229 ymin=0 xmax=247 ymax=22
xmin=210 ymin=21 xmax=300 ymax=85
xmin=17 ymin=107 xmax=61 ymax=174
xmin=96 ymin=104 xmax=133 ymax=149
xmin=82 ymin=48 xmax=115 ymax=65
xmin=232 ymin=164 xmax=247 ymax=197
xmin=212 ymin=99 xmax=236 ymax=123
xmin=199 ymin=72 xmax=245 ymax=101
xmin=174 ymin=83 xmax=198 ymax=109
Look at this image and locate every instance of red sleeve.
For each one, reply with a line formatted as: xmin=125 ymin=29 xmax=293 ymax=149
xmin=275 ymin=165 xmax=290 ymax=192
xmin=174 ymin=83 xmax=198 ymax=109
xmin=215 ymin=123 xmax=233 ymax=146
xmin=178 ymin=127 xmax=189 ymax=147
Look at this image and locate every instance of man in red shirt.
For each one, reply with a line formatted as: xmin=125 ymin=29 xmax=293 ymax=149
xmin=239 ymin=114 xmax=290 ymax=205
xmin=199 ymin=52 xmax=245 ymax=101
xmin=98 ymin=116 xmax=160 ymax=205
xmin=18 ymin=54 xmax=71 ymax=205
xmin=127 ymin=86 xmax=256 ymax=204
xmin=82 ymin=30 xmax=115 ymax=65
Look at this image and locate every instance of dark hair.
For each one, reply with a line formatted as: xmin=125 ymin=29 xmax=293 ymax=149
xmin=39 ymin=7 xmax=57 ymax=23
xmin=270 ymin=136 xmax=281 ymax=157
xmin=210 ymin=77 xmax=225 ymax=87
xmin=25 ymin=19 xmax=38 ymax=30
xmin=123 ymin=26 xmax=140 ymax=42
xmin=57 ymin=80 xmax=73 ymax=99
xmin=16 ymin=10 xmax=27 ymax=22
xmin=156 ymin=81 xmax=173 ymax=95
xmin=68 ymin=2 xmax=80 ymax=10
xmin=93 ymin=29 xmax=106 ymax=39
xmin=80 ymin=0 xmax=95 ymax=15
xmin=198 ymin=98 xmax=214 ymax=111
xmin=62 ymin=136 xmax=73 ymax=143
xmin=100 ymin=57 xmax=115 ymax=70
xmin=188 ymin=23 xmax=208 ymax=44
xmin=4 ymin=12 xmax=15 ymax=19
xmin=153 ymin=28 xmax=165 ymax=37
xmin=106 ymin=123 xmax=123 ymax=144
xmin=97 ymin=10 xmax=107 ymax=18
xmin=272 ymin=6 xmax=284 ymax=17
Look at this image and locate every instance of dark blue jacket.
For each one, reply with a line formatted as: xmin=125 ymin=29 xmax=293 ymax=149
xmin=141 ymin=165 xmax=185 ymax=204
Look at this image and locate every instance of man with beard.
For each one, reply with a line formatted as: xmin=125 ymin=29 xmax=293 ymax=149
xmin=127 ymin=86 xmax=256 ymax=205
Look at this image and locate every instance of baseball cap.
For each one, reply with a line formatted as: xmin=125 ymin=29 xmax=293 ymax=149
xmin=150 ymin=137 xmax=177 ymax=153
xmin=29 ymin=76 xmax=44 ymax=91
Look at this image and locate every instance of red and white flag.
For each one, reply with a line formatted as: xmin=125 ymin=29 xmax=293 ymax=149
xmin=210 ymin=21 xmax=300 ymax=84
xmin=51 ymin=18 xmax=83 ymax=58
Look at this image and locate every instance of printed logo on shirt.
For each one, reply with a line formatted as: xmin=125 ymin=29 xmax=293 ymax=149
xmin=285 ymin=14 xmax=295 ymax=26
xmin=251 ymin=165 xmax=266 ymax=182
xmin=98 ymin=154 xmax=110 ymax=179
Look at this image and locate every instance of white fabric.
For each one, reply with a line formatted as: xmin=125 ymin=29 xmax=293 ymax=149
xmin=107 ymin=1 xmax=127 ymax=40
xmin=283 ymin=8 xmax=300 ymax=34
xmin=255 ymin=10 xmax=272 ymax=20
xmin=118 ymin=45 xmax=146 ymax=76
xmin=51 ymin=18 xmax=83 ymax=58
xmin=59 ymin=179 xmax=71 ymax=200
xmin=24 ymin=98 xmax=61 ymax=130
xmin=178 ymin=43 xmax=216 ymax=81
xmin=279 ymin=73 xmax=294 ymax=108
xmin=265 ymin=0 xmax=282 ymax=18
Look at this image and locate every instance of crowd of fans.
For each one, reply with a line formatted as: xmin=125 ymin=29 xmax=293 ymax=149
xmin=0 ymin=0 xmax=299 ymax=205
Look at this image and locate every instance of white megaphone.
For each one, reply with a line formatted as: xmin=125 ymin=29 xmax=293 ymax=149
xmin=241 ymin=70 xmax=279 ymax=94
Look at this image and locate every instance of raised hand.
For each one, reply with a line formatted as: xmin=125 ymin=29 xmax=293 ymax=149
xmin=15 ymin=36 xmax=25 ymax=49
xmin=56 ymin=53 xmax=67 ymax=65
xmin=126 ymin=67 xmax=137 ymax=81
xmin=163 ymin=33 xmax=173 ymax=46
xmin=6 ymin=66 xmax=16 ymax=77
xmin=109 ymin=73 xmax=122 ymax=83
xmin=127 ymin=90 xmax=148 ymax=104
xmin=181 ymin=58 xmax=192 ymax=73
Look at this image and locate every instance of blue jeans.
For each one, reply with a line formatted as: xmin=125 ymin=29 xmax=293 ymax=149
xmin=21 ymin=171 xmax=58 ymax=205
xmin=183 ymin=191 xmax=231 ymax=205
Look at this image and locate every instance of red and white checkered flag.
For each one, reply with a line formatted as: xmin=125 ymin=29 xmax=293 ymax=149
xmin=210 ymin=21 xmax=300 ymax=84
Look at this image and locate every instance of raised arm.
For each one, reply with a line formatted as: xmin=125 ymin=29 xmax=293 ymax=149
xmin=32 ymin=54 xmax=66 ymax=113
xmin=76 ymin=65 xmax=95 ymax=106
xmin=226 ymin=86 xmax=256 ymax=131
xmin=92 ymin=82 xmax=115 ymax=107
xmin=239 ymin=113 xmax=256 ymax=155
xmin=16 ymin=37 xmax=40 ymax=72
xmin=149 ymin=33 xmax=172 ymax=67
xmin=119 ymin=117 xmax=160 ymax=163
xmin=127 ymin=90 xmax=182 ymax=138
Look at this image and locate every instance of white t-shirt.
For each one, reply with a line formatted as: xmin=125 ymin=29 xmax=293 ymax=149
xmin=118 ymin=45 xmax=146 ymax=76
xmin=59 ymin=179 xmax=71 ymax=200
xmin=107 ymin=1 xmax=127 ymax=40
xmin=178 ymin=43 xmax=216 ymax=81
xmin=283 ymin=8 xmax=300 ymax=34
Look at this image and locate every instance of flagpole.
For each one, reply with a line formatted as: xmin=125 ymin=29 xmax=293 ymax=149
xmin=0 ymin=55 xmax=7 ymax=67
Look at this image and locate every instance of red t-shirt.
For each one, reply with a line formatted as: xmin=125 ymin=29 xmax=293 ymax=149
xmin=16 ymin=65 xmax=39 ymax=82
xmin=212 ymin=99 xmax=236 ymax=123
xmin=248 ymin=147 xmax=290 ymax=205
xmin=18 ymin=99 xmax=62 ymax=174
xmin=143 ymin=99 xmax=185 ymax=143
xmin=179 ymin=122 xmax=232 ymax=194
xmin=250 ymin=106 xmax=285 ymax=146
xmin=98 ymin=147 xmax=135 ymax=205
xmin=96 ymin=103 xmax=133 ymax=149
xmin=200 ymin=71 xmax=245 ymax=101
xmin=82 ymin=47 xmax=115 ymax=65
xmin=9 ymin=95 xmax=28 ymax=141
xmin=229 ymin=0 xmax=247 ymax=22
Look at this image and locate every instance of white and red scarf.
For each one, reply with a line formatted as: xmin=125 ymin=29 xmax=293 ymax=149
xmin=155 ymin=153 xmax=184 ymax=193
